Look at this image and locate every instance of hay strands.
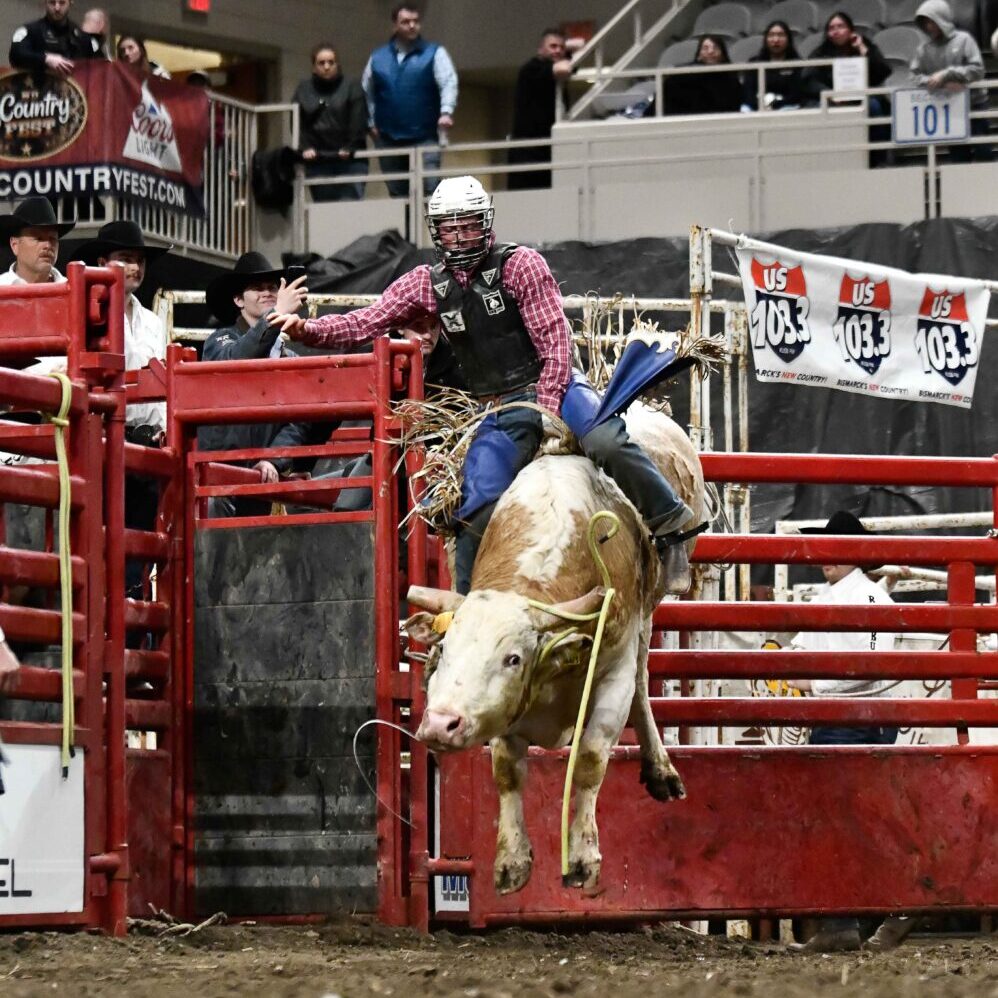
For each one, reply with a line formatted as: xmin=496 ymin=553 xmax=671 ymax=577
xmin=127 ymin=904 xmax=227 ymax=937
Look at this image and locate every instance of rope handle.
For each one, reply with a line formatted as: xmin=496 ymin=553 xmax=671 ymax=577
xmin=44 ymin=373 xmax=74 ymax=778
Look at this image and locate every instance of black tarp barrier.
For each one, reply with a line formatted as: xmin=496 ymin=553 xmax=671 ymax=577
xmin=291 ymin=221 xmax=998 ymax=574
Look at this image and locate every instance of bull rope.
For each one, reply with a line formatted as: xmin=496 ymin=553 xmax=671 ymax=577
xmin=45 ymin=373 xmax=75 ymax=777
xmin=523 ymin=509 xmax=620 ymax=880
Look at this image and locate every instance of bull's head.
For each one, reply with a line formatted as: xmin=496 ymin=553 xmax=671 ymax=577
xmin=404 ymin=584 xmax=605 ymax=752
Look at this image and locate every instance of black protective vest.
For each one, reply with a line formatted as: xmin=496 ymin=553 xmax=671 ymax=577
xmin=430 ymin=244 xmax=542 ymax=397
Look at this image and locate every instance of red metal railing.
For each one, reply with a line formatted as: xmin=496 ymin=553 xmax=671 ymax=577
xmin=0 ymin=264 xmax=132 ymax=935
xmin=427 ymin=449 xmax=998 ymax=931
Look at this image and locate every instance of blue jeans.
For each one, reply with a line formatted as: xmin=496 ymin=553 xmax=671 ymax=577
xmin=375 ymin=136 xmax=441 ymax=198
xmin=454 ymin=392 xmax=543 ymax=594
xmin=305 ymin=155 xmax=367 ymax=202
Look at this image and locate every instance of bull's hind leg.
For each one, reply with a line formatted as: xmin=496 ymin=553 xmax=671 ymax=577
xmin=564 ymin=645 xmax=637 ymax=890
xmin=491 ymin=733 xmax=533 ymax=894
xmin=631 ymin=618 xmax=686 ymax=801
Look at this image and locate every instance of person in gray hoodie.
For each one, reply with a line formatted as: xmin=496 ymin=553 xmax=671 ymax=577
xmin=911 ymin=0 xmax=990 ymax=160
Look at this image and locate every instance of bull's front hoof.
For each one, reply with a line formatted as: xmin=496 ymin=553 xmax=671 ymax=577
xmin=494 ymin=849 xmax=533 ymax=895
xmin=562 ymin=858 xmax=601 ymax=891
xmin=640 ymin=759 xmax=687 ymax=801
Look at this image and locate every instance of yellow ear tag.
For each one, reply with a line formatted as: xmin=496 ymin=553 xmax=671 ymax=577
xmin=432 ymin=611 xmax=454 ymax=635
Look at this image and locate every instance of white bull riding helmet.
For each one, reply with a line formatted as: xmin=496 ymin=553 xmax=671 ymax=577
xmin=425 ymin=176 xmax=495 ymax=270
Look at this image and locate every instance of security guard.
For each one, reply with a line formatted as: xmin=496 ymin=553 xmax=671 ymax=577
xmin=9 ymin=0 xmax=101 ymax=78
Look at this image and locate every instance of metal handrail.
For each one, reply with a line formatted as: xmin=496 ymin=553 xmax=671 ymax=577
xmin=565 ymin=0 xmax=696 ymax=120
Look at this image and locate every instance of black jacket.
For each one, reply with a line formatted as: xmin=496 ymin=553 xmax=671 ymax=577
xmin=804 ymin=38 xmax=891 ymax=101
xmin=293 ymin=74 xmax=368 ymax=155
xmin=742 ymin=56 xmax=807 ymax=110
xmin=664 ymin=63 xmax=743 ymax=116
xmin=511 ymin=56 xmax=560 ymax=139
xmin=199 ymin=314 xmax=333 ymax=474
xmin=9 ymin=15 xmax=101 ymax=73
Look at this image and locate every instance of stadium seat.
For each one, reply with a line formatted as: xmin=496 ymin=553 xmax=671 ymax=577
xmin=729 ymin=34 xmax=763 ymax=63
xmin=762 ymin=0 xmax=821 ymax=36
xmin=798 ymin=31 xmax=825 ymax=58
xmin=884 ymin=66 xmax=915 ymax=90
xmin=874 ymin=26 xmax=923 ymax=65
xmin=659 ymin=37 xmax=701 ymax=68
xmin=891 ymin=0 xmax=923 ymax=26
xmin=693 ymin=3 xmax=753 ymax=40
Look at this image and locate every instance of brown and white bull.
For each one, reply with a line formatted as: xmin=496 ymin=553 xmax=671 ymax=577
xmin=405 ymin=405 xmax=704 ymax=894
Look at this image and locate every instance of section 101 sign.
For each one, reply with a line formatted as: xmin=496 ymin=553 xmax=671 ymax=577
xmin=892 ymin=88 xmax=969 ymax=145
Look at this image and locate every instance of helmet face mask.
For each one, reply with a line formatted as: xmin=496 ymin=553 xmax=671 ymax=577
xmin=425 ymin=176 xmax=495 ymax=270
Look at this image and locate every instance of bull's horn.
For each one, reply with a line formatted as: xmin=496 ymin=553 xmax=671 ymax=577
xmin=545 ymin=586 xmax=607 ymax=619
xmin=406 ymin=585 xmax=465 ymax=614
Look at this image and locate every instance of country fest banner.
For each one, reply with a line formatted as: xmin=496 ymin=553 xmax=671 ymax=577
xmin=0 ymin=61 xmax=209 ymax=214
xmin=735 ymin=241 xmax=991 ymax=409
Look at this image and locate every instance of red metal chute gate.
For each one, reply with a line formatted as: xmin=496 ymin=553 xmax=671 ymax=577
xmin=0 ymin=264 xmax=177 ymax=934
xmin=2 ymin=274 xmax=995 ymax=933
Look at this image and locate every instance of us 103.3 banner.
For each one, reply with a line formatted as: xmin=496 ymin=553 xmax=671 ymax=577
xmin=0 ymin=61 xmax=209 ymax=215
xmin=735 ymin=242 xmax=990 ymax=409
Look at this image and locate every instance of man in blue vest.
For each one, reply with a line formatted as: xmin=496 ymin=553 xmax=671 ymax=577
xmin=362 ymin=3 xmax=458 ymax=198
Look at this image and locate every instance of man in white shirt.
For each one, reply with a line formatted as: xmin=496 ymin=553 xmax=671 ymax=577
xmin=0 ymin=198 xmax=76 ymax=471
xmin=789 ymin=510 xmax=899 ymax=746
xmin=0 ymin=196 xmax=75 ymax=289
xmin=76 ymin=221 xmax=172 ymax=601
xmin=787 ymin=510 xmax=900 ymax=954
xmin=76 ymin=220 xmax=171 ymax=444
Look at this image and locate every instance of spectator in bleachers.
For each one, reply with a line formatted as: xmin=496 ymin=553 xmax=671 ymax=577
xmin=362 ymin=4 xmax=458 ymax=199
xmin=293 ymin=44 xmax=368 ymax=202
xmin=507 ymin=28 xmax=577 ymax=190
xmin=80 ymin=8 xmax=109 ymax=60
xmin=805 ymin=12 xmax=893 ymax=164
xmin=116 ymin=35 xmax=170 ymax=79
xmin=664 ymin=35 xmax=742 ymax=116
xmin=804 ymin=11 xmax=892 ymax=103
xmin=742 ymin=20 xmax=808 ymax=111
xmin=911 ymin=0 xmax=990 ymax=161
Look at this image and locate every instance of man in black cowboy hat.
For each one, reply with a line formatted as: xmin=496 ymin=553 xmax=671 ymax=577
xmin=0 ymin=196 xmax=75 ymax=287
xmin=75 ymin=220 xmax=172 ymax=445
xmin=203 ymin=251 xmax=307 ymax=363
xmin=200 ymin=252 xmax=325 ymax=517
xmin=785 ymin=509 xmax=901 ymax=954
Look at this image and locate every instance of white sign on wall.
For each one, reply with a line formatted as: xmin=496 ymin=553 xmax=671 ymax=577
xmin=0 ymin=744 xmax=84 ymax=915
xmin=831 ymin=56 xmax=868 ymax=95
xmin=892 ymin=88 xmax=970 ymax=145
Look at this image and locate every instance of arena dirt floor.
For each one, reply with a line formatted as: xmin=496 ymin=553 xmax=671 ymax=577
xmin=1 ymin=917 xmax=996 ymax=998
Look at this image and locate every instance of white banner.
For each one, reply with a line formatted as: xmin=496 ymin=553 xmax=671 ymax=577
xmin=0 ymin=744 xmax=84 ymax=915
xmin=736 ymin=243 xmax=990 ymax=408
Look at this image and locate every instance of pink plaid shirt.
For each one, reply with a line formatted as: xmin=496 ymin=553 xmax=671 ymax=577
xmin=299 ymin=246 xmax=573 ymax=414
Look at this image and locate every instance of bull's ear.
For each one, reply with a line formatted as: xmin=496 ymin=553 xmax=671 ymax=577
xmin=404 ymin=611 xmax=445 ymax=647
xmin=407 ymin=585 xmax=465 ymax=615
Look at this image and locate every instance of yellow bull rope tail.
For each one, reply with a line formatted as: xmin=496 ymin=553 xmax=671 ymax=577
xmin=45 ymin=373 xmax=74 ymax=777
xmin=523 ymin=510 xmax=619 ymax=880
